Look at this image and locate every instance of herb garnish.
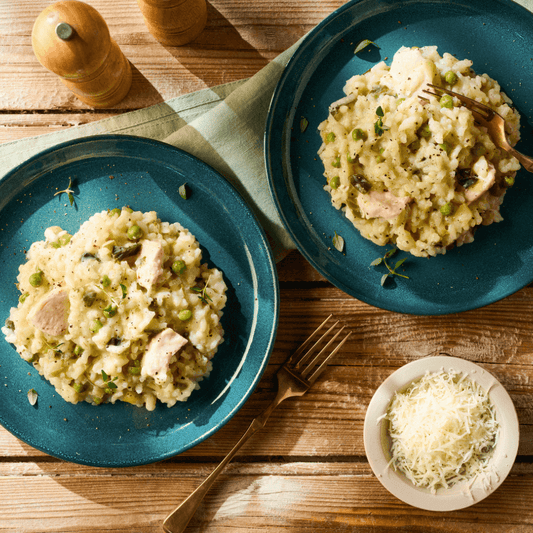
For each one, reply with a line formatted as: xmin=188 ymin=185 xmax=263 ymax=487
xmin=101 ymin=370 xmax=118 ymax=394
xmin=332 ymin=231 xmax=344 ymax=252
xmin=27 ymin=389 xmax=38 ymax=406
xmin=192 ymin=277 xmax=212 ymax=305
xmin=370 ymin=247 xmax=409 ymax=286
xmin=354 ymin=39 xmax=379 ymax=55
xmin=54 ymin=177 xmax=76 ymax=206
xmin=300 ymin=116 xmax=309 ymax=133
xmin=374 ymin=106 xmax=386 ymax=137
xmin=179 ymin=183 xmax=190 ymax=200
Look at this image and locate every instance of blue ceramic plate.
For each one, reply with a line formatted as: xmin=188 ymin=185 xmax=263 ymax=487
xmin=265 ymin=0 xmax=533 ymax=315
xmin=0 ymin=135 xmax=279 ymax=467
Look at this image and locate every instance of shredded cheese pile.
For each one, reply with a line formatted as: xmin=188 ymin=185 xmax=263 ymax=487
xmin=385 ymin=369 xmax=499 ymax=493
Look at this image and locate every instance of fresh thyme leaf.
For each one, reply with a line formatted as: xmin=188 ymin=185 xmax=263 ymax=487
xmin=120 ymin=284 xmax=127 ymax=299
xmin=354 ymin=39 xmax=379 ymax=54
xmin=394 ymin=258 xmax=407 ymax=269
xmin=376 ymin=106 xmax=385 ymax=117
xmin=300 ymin=116 xmax=309 ymax=133
xmin=370 ymin=257 xmax=382 ymax=267
xmin=384 ymin=248 xmax=397 ymax=259
xmin=54 ymin=177 xmax=76 ymax=206
xmin=332 ymin=231 xmax=344 ymax=252
xmin=101 ymin=370 xmax=109 ymax=382
xmin=380 ymin=274 xmax=389 ymax=286
xmin=179 ymin=183 xmax=190 ymax=200
xmin=28 ymin=388 xmax=38 ymax=406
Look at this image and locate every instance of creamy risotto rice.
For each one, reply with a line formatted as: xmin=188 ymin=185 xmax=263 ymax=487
xmin=318 ymin=46 xmax=521 ymax=257
xmin=2 ymin=208 xmax=227 ymax=411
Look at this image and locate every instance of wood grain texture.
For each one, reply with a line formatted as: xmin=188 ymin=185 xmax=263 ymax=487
xmin=2 ymin=1 xmax=533 ymax=531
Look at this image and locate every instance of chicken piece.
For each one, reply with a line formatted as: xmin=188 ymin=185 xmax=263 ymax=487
xmin=30 ymin=289 xmax=69 ymax=336
xmin=381 ymin=46 xmax=439 ymax=98
xmin=357 ymin=191 xmax=412 ymax=220
xmin=135 ymin=239 xmax=164 ymax=291
xmin=463 ymin=157 xmax=496 ymax=203
xmin=142 ymin=328 xmax=188 ymax=382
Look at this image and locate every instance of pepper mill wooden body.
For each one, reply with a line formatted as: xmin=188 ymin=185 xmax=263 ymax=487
xmin=31 ymin=0 xmax=132 ymax=108
xmin=137 ymin=0 xmax=207 ymax=46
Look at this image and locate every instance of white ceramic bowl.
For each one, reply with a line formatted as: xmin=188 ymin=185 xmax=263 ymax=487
xmin=364 ymin=355 xmax=519 ymax=511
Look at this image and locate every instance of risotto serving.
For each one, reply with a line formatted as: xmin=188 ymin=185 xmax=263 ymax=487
xmin=318 ymin=46 xmax=521 ymax=257
xmin=2 ymin=208 xmax=227 ymax=411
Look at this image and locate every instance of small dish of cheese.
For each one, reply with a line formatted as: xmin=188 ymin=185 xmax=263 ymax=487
xmin=364 ymin=355 xmax=519 ymax=511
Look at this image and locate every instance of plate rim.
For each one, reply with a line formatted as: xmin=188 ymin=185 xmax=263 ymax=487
xmin=264 ymin=0 xmax=533 ymax=316
xmin=0 ymin=133 xmax=280 ymax=467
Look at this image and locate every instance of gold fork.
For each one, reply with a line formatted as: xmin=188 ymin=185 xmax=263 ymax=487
xmin=162 ymin=315 xmax=351 ymax=533
xmin=423 ymin=83 xmax=533 ymax=173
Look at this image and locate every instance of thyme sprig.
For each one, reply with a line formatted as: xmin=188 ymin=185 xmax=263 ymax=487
xmin=192 ymin=276 xmax=213 ymax=305
xmin=101 ymin=370 xmax=118 ymax=394
xmin=370 ymin=247 xmax=409 ymax=286
xmin=54 ymin=177 xmax=76 ymax=206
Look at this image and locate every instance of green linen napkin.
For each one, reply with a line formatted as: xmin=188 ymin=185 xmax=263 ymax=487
xmin=0 ymin=41 xmax=301 ymax=262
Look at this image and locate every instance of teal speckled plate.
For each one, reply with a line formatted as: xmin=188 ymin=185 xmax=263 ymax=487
xmin=265 ymin=0 xmax=533 ymax=315
xmin=0 ymin=135 xmax=279 ymax=467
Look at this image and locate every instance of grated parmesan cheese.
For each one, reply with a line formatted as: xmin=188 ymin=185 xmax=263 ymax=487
xmin=385 ymin=369 xmax=499 ymax=493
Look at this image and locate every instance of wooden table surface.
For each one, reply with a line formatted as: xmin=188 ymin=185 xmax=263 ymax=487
xmin=2 ymin=1 xmax=533 ymax=531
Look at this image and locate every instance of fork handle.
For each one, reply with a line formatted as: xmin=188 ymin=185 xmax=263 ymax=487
xmin=162 ymin=389 xmax=286 ymax=533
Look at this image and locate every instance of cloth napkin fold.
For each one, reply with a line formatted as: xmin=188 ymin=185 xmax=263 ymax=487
xmin=0 ymin=41 xmax=302 ymax=262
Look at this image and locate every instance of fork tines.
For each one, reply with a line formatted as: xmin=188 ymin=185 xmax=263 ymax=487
xmin=422 ymin=83 xmax=493 ymax=122
xmin=290 ymin=314 xmax=351 ymax=384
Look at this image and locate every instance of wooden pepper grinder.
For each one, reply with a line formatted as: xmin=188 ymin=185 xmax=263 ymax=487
xmin=31 ymin=0 xmax=132 ymax=108
xmin=137 ymin=0 xmax=207 ymax=46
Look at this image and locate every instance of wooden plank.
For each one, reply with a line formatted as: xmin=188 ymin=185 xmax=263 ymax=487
xmin=0 ymin=0 xmax=347 ymax=110
xmin=2 ymin=284 xmax=533 ymax=459
xmin=1 ymin=462 xmax=533 ymax=532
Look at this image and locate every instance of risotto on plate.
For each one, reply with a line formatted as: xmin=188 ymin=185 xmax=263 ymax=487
xmin=318 ymin=46 xmax=521 ymax=257
xmin=2 ymin=208 xmax=227 ymax=411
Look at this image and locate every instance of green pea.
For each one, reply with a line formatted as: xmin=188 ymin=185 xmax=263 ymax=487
xmin=72 ymin=383 xmax=83 ymax=393
xmin=74 ymin=345 xmax=84 ymax=356
xmin=109 ymin=208 xmax=121 ymax=217
xmin=505 ymin=176 xmax=515 ymax=187
xmin=418 ymin=124 xmax=431 ymax=139
xmin=329 ymin=176 xmax=340 ymax=190
xmin=128 ymin=366 xmax=141 ymax=375
xmin=376 ymin=148 xmax=385 ymax=163
xmin=90 ymin=319 xmax=103 ymax=333
xmin=352 ymin=128 xmax=367 ymax=141
xmin=83 ymin=291 xmax=97 ymax=307
xmin=59 ymin=234 xmax=71 ymax=247
xmin=103 ymin=305 xmax=118 ymax=318
xmin=172 ymin=260 xmax=186 ymax=275
xmin=19 ymin=293 xmax=29 ymax=304
xmin=127 ymin=224 xmax=143 ymax=241
xmin=325 ymin=132 xmax=336 ymax=143
xmin=331 ymin=156 xmax=341 ymax=168
xmin=347 ymin=152 xmax=356 ymax=163
xmin=93 ymin=396 xmax=103 ymax=405
xmin=179 ymin=309 xmax=193 ymax=321
xmin=440 ymin=94 xmax=454 ymax=109
xmin=444 ymin=71 xmax=458 ymax=85
xmin=29 ymin=271 xmax=43 ymax=287
xmin=440 ymin=202 xmax=454 ymax=216
xmin=101 ymin=275 xmax=111 ymax=288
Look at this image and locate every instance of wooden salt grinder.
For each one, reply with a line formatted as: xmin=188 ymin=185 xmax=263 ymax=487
xmin=31 ymin=0 xmax=132 ymax=108
xmin=137 ymin=0 xmax=207 ymax=46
